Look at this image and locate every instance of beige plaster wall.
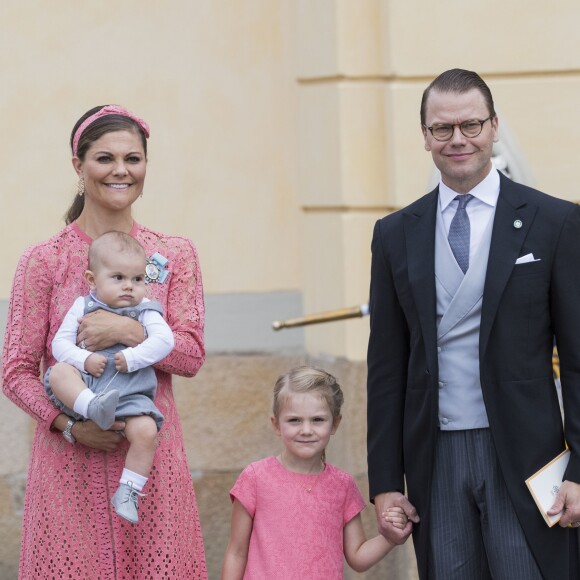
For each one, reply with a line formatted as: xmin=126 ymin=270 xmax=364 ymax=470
xmin=298 ymin=0 xmax=580 ymax=78
xmin=0 ymin=1 xmax=301 ymax=298
xmin=386 ymin=0 xmax=580 ymax=75
xmin=302 ymin=211 xmax=381 ymax=357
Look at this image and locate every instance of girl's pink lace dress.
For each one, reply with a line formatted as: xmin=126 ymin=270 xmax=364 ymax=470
xmin=2 ymin=222 xmax=207 ymax=579
xmin=230 ymin=456 xmax=366 ymax=579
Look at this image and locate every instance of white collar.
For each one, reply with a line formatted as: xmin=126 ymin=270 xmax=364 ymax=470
xmin=439 ymin=167 xmax=500 ymax=211
xmin=88 ymin=291 xmax=108 ymax=307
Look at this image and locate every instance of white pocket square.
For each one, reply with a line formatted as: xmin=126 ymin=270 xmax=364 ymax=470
xmin=515 ymin=253 xmax=541 ymax=265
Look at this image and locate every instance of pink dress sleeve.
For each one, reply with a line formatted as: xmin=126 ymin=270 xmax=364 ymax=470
xmin=147 ymin=235 xmax=205 ymax=378
xmin=2 ymin=245 xmax=61 ymax=429
xmin=230 ymin=464 xmax=257 ymax=518
xmin=343 ymin=473 xmax=366 ymax=525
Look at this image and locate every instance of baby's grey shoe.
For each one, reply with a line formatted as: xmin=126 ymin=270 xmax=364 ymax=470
xmin=86 ymin=390 xmax=119 ymax=430
xmin=111 ymin=482 xmax=145 ymax=524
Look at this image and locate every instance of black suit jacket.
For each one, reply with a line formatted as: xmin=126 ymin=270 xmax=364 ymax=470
xmin=367 ymin=172 xmax=580 ymax=579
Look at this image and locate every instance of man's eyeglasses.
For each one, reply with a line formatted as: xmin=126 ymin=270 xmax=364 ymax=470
xmin=423 ymin=117 xmax=493 ymax=142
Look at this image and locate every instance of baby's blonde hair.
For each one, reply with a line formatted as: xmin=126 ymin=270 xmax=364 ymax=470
xmin=88 ymin=231 xmax=146 ymax=271
xmin=273 ymin=366 xmax=344 ymax=422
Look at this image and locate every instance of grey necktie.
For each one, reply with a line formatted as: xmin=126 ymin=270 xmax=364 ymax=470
xmin=448 ymin=194 xmax=473 ymax=273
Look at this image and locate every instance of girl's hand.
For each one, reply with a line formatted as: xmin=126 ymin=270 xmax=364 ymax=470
xmin=382 ymin=506 xmax=409 ymax=530
xmin=374 ymin=492 xmax=418 ymax=545
xmin=72 ymin=419 xmax=127 ymax=452
xmin=84 ymin=353 xmax=108 ymax=377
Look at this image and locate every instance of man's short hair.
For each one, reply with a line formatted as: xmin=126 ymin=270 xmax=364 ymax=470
xmin=420 ymin=68 xmax=496 ymax=125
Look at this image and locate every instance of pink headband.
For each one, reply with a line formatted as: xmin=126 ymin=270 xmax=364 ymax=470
xmin=72 ymin=105 xmax=150 ymax=156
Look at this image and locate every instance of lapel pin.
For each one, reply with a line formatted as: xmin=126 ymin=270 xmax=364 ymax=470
xmin=513 ymin=219 xmax=523 ymax=229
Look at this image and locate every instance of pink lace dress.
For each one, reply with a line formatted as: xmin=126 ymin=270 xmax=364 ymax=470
xmin=2 ymin=222 xmax=207 ymax=579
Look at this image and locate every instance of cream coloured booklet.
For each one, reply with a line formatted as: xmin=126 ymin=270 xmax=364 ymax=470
xmin=525 ymin=449 xmax=570 ymax=527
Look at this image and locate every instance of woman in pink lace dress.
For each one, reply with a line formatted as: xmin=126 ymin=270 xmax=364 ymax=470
xmin=2 ymin=105 xmax=207 ymax=579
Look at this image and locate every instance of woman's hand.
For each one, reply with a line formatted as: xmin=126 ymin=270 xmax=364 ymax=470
xmin=72 ymin=419 xmax=127 ymax=452
xmin=77 ymin=309 xmax=144 ymax=351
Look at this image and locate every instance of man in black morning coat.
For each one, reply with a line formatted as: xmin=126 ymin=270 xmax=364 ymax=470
xmin=367 ymin=68 xmax=580 ymax=579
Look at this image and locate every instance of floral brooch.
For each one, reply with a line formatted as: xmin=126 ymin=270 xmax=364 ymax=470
xmin=145 ymin=252 xmax=170 ymax=283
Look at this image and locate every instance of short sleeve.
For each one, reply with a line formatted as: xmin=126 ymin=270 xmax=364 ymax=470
xmin=230 ymin=464 xmax=257 ymax=518
xmin=343 ymin=474 xmax=366 ymax=525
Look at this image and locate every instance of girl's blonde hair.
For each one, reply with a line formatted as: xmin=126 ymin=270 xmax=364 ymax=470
xmin=273 ymin=366 xmax=344 ymax=422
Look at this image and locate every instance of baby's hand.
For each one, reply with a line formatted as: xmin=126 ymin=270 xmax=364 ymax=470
xmin=114 ymin=352 xmax=128 ymax=373
xmin=84 ymin=353 xmax=108 ymax=377
xmin=382 ymin=506 xmax=409 ymax=531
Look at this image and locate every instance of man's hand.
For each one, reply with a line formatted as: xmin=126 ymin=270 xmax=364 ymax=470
xmin=374 ymin=491 xmax=420 ymax=545
xmin=548 ymin=480 xmax=580 ymax=528
xmin=114 ymin=352 xmax=128 ymax=373
xmin=84 ymin=353 xmax=108 ymax=377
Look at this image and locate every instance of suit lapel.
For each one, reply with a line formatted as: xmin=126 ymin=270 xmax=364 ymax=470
xmin=480 ymin=175 xmax=538 ymax=357
xmin=404 ymin=189 xmax=438 ymax=369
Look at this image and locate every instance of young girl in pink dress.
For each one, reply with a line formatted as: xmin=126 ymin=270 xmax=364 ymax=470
xmin=221 ymin=366 xmax=411 ymax=579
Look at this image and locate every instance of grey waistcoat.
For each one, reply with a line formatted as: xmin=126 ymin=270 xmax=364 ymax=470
xmin=435 ymin=202 xmax=495 ymax=430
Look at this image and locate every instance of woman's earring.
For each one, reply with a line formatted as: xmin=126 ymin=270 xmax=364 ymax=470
xmin=77 ymin=177 xmax=85 ymax=197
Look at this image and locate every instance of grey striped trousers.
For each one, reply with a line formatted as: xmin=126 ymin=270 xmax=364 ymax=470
xmin=428 ymin=428 xmax=542 ymax=579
